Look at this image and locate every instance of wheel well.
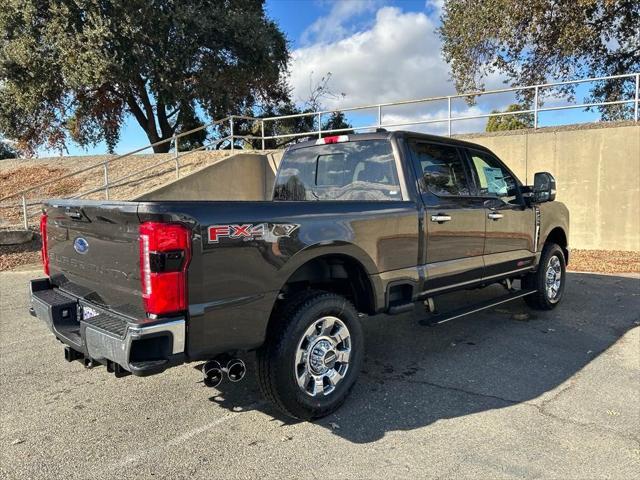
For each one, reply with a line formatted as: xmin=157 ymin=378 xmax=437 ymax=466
xmin=545 ymin=227 xmax=569 ymax=264
xmin=277 ymin=254 xmax=375 ymax=315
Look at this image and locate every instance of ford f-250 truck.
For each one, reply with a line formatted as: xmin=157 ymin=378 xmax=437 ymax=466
xmin=30 ymin=130 xmax=569 ymax=420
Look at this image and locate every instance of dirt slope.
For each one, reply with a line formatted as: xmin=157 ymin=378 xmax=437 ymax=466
xmin=0 ymin=150 xmax=244 ymax=227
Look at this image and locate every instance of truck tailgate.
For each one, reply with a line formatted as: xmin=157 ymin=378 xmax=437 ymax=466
xmin=45 ymin=200 xmax=144 ymax=319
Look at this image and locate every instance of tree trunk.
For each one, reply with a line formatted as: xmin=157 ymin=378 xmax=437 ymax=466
xmin=151 ymin=140 xmax=171 ymax=154
xmin=126 ymin=86 xmax=175 ymax=155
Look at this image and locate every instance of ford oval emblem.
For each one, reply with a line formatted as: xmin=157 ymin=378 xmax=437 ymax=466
xmin=73 ymin=237 xmax=89 ymax=255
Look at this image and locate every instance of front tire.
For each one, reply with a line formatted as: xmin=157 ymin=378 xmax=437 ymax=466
xmin=523 ymin=242 xmax=566 ymax=310
xmin=256 ymin=291 xmax=364 ymax=420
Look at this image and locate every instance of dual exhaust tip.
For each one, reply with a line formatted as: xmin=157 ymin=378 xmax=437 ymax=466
xmin=202 ymin=358 xmax=246 ymax=387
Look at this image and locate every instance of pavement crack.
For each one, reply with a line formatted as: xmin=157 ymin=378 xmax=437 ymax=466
xmin=367 ymin=373 xmax=521 ymax=405
xmin=532 ymin=405 xmax=640 ymax=445
xmin=537 ymin=377 xmax=578 ymax=410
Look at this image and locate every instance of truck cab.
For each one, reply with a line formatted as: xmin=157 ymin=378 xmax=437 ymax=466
xmin=273 ymin=132 xmax=567 ymax=304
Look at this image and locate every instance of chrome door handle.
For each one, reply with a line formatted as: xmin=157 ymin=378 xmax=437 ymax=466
xmin=431 ymin=214 xmax=452 ymax=223
xmin=488 ymin=212 xmax=504 ymax=220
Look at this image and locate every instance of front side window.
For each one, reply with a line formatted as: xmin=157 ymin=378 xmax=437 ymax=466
xmin=409 ymin=141 xmax=471 ymax=196
xmin=467 ymin=150 xmax=519 ymax=203
xmin=273 ymin=140 xmax=401 ymax=201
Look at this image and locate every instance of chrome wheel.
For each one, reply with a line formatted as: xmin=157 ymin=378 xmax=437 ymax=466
xmin=295 ymin=316 xmax=351 ymax=397
xmin=545 ymin=255 xmax=562 ymax=301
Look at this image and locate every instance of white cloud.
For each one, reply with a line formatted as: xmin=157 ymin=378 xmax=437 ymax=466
xmin=292 ymin=7 xmax=448 ymax=107
xmin=289 ymin=6 xmax=512 ymax=135
xmin=382 ymin=105 xmax=489 ymax=136
xmin=301 ymin=0 xmax=380 ymax=45
xmin=425 ymin=0 xmax=444 ymax=16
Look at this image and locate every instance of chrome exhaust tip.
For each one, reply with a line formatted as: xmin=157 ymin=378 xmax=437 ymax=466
xmin=83 ymin=357 xmax=99 ymax=369
xmin=226 ymin=359 xmax=246 ymax=382
xmin=202 ymin=360 xmax=223 ymax=388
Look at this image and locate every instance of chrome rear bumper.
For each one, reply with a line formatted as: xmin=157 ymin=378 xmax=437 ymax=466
xmin=29 ymin=278 xmax=185 ymax=376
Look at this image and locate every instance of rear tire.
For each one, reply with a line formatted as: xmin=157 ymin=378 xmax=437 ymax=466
xmin=523 ymin=242 xmax=566 ymax=310
xmin=256 ymin=291 xmax=364 ymax=420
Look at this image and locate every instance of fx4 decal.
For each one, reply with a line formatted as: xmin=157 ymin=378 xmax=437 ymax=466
xmin=208 ymin=223 xmax=299 ymax=243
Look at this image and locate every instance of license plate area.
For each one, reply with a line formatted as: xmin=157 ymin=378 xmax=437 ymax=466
xmin=79 ymin=301 xmax=130 ymax=339
xmin=82 ymin=305 xmax=100 ymax=321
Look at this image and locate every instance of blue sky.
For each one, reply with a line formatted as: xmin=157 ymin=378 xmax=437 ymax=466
xmin=266 ymin=0 xmax=436 ymax=49
xmin=56 ymin=0 xmax=601 ymax=157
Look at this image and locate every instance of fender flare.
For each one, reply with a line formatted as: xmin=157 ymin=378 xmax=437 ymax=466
xmin=277 ymin=240 xmax=378 ymax=284
xmin=273 ymin=241 xmax=382 ymax=313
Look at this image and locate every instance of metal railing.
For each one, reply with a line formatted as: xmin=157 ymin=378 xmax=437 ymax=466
xmin=259 ymin=72 xmax=639 ymax=140
xmin=1 ymin=72 xmax=638 ymax=229
xmin=1 ymin=115 xmax=262 ymax=229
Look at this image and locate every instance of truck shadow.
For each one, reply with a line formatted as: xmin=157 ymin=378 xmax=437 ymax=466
xmin=207 ymin=272 xmax=640 ymax=443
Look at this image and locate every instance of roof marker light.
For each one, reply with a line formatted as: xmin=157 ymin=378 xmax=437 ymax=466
xmin=315 ymin=135 xmax=349 ymax=145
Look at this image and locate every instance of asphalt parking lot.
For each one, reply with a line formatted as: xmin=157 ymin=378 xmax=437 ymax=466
xmin=1 ymin=269 xmax=638 ymax=479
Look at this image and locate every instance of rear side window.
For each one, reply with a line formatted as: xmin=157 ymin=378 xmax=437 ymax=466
xmin=409 ymin=141 xmax=471 ymax=196
xmin=273 ymin=140 xmax=401 ymax=201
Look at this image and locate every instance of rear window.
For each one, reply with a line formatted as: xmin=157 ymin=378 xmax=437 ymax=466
xmin=273 ymin=140 xmax=401 ymax=201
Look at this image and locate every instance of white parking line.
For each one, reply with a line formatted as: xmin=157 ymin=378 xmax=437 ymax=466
xmin=102 ymin=400 xmax=266 ymax=473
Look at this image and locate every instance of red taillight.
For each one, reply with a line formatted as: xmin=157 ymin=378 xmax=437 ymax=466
xmin=139 ymin=222 xmax=191 ymax=316
xmin=40 ymin=213 xmax=49 ymax=276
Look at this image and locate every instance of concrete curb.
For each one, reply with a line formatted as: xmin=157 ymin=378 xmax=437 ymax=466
xmin=0 ymin=230 xmax=34 ymax=246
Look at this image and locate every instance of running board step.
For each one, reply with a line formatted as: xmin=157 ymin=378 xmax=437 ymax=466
xmin=419 ymin=289 xmax=537 ymax=327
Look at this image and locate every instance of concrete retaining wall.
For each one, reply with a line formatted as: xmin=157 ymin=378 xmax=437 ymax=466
xmin=136 ymin=152 xmax=280 ymax=202
xmin=139 ymin=124 xmax=639 ymax=251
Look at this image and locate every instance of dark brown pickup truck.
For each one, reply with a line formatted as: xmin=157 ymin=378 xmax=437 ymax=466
xmin=30 ymin=130 xmax=569 ymax=419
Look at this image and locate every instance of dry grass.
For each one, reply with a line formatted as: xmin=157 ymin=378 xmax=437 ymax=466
xmin=1 ymin=165 xmax=83 ymax=199
xmin=568 ymin=249 xmax=640 ymax=274
xmin=0 ymin=149 xmax=260 ymax=269
xmin=0 ymin=150 xmax=236 ymax=227
xmin=0 ymin=236 xmax=41 ymax=271
xmin=0 ymin=166 xmax=84 ymax=223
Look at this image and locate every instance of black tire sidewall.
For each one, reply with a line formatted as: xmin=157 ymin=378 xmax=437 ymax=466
xmin=272 ymin=294 xmax=364 ymax=419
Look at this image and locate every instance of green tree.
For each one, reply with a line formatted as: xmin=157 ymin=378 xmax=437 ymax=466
xmin=486 ymin=104 xmax=533 ymax=131
xmin=241 ymin=72 xmax=353 ymax=150
xmin=174 ymin=104 xmax=207 ymax=152
xmin=321 ymin=111 xmax=354 ymax=137
xmin=0 ymin=0 xmax=289 ymax=155
xmin=439 ymin=1 xmax=639 ymax=119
